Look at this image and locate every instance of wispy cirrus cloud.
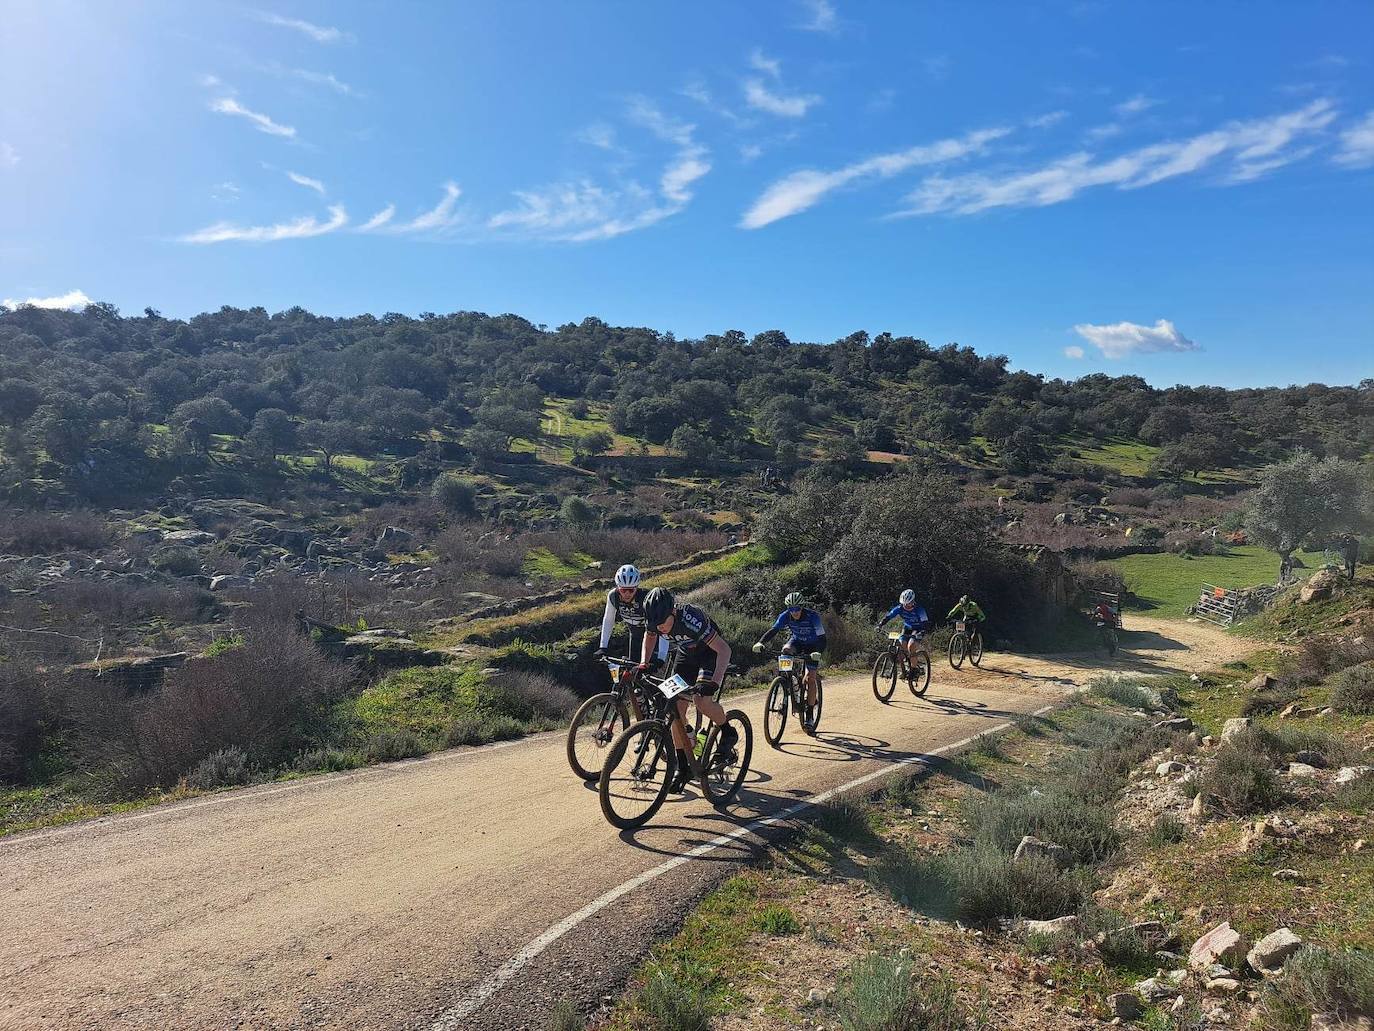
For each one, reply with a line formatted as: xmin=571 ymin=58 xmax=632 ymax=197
xmin=1072 ymin=318 xmax=1198 ymax=360
xmin=740 ymin=126 xmax=1011 ymax=229
xmin=2 ymin=289 xmax=91 ymax=311
xmin=255 ymin=11 xmax=349 ymax=44
xmin=743 ymin=52 xmax=820 ymax=119
xmin=360 ymin=182 xmax=463 ymax=234
xmin=797 ymin=0 xmax=838 ymax=33
xmin=1027 ymin=110 xmax=1069 ymax=129
xmin=490 ymin=100 xmax=710 ymax=242
xmin=211 ymin=181 xmax=241 ymax=202
xmin=901 ymin=99 xmax=1337 ymax=216
xmin=1063 ymin=345 xmax=1086 ymax=359
xmin=288 ymin=171 xmax=325 ymax=195
xmin=576 ymin=123 xmax=618 ymax=150
xmin=210 ymin=96 xmax=296 ymax=138
xmin=1114 ymin=94 xmax=1158 ymax=116
xmin=289 ymin=68 xmax=357 ymax=96
xmin=179 ymin=205 xmax=347 ymax=244
xmin=1334 ymin=110 xmax=1374 ymax=168
xmin=0 ymin=142 xmax=18 ymax=168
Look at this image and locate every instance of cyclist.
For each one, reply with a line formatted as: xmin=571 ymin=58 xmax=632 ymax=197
xmin=640 ymin=587 xmax=738 ymax=793
xmin=876 ymin=589 xmax=930 ymax=672
xmin=1092 ymin=597 xmax=1117 ymax=626
xmin=751 ymin=591 xmax=825 ymax=731
xmin=594 ymin=564 xmax=668 ymax=664
xmin=947 ymin=594 xmax=986 ymax=637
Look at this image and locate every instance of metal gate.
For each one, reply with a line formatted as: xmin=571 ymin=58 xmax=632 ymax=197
xmin=1196 ymin=583 xmax=1241 ymax=627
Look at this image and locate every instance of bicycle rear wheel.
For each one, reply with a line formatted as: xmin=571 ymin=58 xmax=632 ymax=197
xmin=701 ymin=710 xmax=752 ymax=807
xmin=969 ymin=633 xmax=984 ymax=667
xmin=763 ymin=677 xmax=789 ymax=748
xmin=948 ymin=633 xmax=966 ymax=669
xmin=567 ymin=692 xmax=630 ymax=782
xmin=872 ymin=652 xmax=898 ymax=702
xmin=909 ymin=651 xmax=931 ymax=696
xmin=598 ymin=720 xmax=673 ymax=830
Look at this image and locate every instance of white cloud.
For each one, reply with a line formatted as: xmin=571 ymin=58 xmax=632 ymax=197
xmin=1085 ymin=122 xmax=1122 ymax=141
xmin=740 ymin=126 xmax=1011 ymax=228
xmin=0 ymin=142 xmax=17 ymax=167
xmin=210 ymin=97 xmax=296 ymax=138
xmin=288 ymin=171 xmax=325 ymax=195
xmin=290 ymin=68 xmax=357 ymax=96
xmin=1072 ymin=318 xmax=1198 ymax=359
xmin=211 ymin=181 xmax=241 ymax=202
xmin=361 ymin=182 xmax=463 ymax=234
xmin=359 ymin=205 xmax=395 ymax=231
xmin=255 ymin=11 xmax=347 ymax=44
xmin=1334 ymin=110 xmax=1374 ymax=168
xmin=1114 ymin=94 xmax=1157 ymax=116
xmin=740 ymin=142 xmax=764 ymax=162
xmin=797 ymin=0 xmax=837 ymax=33
xmin=901 ymin=99 xmax=1336 ymax=216
xmin=179 ymin=205 xmax=347 ymax=244
xmin=750 ymin=49 xmax=782 ymax=79
xmin=491 ymin=101 xmax=709 ymax=242
xmin=1027 ymin=110 xmax=1069 ymax=129
xmin=576 ymin=123 xmax=618 ymax=150
xmin=1063 ymin=345 xmax=1086 ymax=359
xmin=744 ymin=79 xmax=821 ymax=118
xmin=2 ymin=289 xmax=91 ymax=310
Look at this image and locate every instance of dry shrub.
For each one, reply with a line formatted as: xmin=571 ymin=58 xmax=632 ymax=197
xmin=0 ymin=657 xmax=46 ymax=782
xmin=1070 ymin=560 xmax=1127 ymax=598
xmin=0 ymin=507 xmax=111 ymax=554
xmin=71 ymin=623 xmax=355 ymax=792
xmin=353 ymin=498 xmax=447 ymax=539
xmin=1330 ymin=663 xmax=1374 ymax=716
xmin=44 ymin=580 xmax=217 ymax=628
xmin=481 ymin=670 xmax=578 ymax=722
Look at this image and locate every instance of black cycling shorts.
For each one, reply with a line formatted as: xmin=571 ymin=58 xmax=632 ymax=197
xmin=673 ymin=649 xmax=720 ymax=694
xmin=783 ymin=639 xmax=822 ymax=668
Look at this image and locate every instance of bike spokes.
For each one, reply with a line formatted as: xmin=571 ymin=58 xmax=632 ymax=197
xmin=701 ymin=710 xmax=752 ymax=807
xmin=567 ymin=693 xmax=626 ymax=782
xmin=909 ymin=651 xmax=931 ymax=696
xmin=763 ymin=677 xmax=789 ymax=748
xmin=599 ymin=721 xmax=673 ymax=829
xmin=872 ymin=652 xmax=898 ymax=702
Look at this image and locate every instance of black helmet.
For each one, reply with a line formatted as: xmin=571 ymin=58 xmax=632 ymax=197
xmin=643 ymin=586 xmax=675 ymax=627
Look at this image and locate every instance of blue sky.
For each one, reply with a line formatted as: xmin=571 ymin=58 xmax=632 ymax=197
xmin=1 ymin=0 xmax=1371 ymax=388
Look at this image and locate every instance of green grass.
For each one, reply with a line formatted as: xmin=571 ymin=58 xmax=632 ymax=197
xmin=350 ymin=665 xmax=487 ymax=739
xmin=1065 ymin=435 xmax=1253 ymax=482
xmin=523 ymin=546 xmax=595 ymax=580
xmin=1112 ymin=545 xmax=1325 ymax=616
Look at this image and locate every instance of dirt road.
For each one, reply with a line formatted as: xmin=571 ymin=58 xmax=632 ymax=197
xmin=0 ymin=616 xmax=1252 ymax=1031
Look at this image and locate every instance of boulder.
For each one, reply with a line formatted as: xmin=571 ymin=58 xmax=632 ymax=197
xmin=1189 ymin=922 xmax=1248 ymax=971
xmin=1247 ymin=928 xmax=1303 ymax=974
xmin=1245 ymin=673 xmax=1279 ymax=693
xmin=1157 ymin=761 xmax=1187 ymax=777
xmin=209 ymin=574 xmax=250 ymax=591
xmin=1154 ymin=717 xmax=1195 ymax=733
xmin=1335 ymin=766 xmax=1374 ymax=786
xmin=1108 ymin=992 xmax=1144 ymax=1019
xmin=1021 ymin=915 xmax=1079 ymax=937
xmin=1287 ymin=762 xmax=1320 ymax=778
xmin=1293 ymin=750 xmax=1329 ymax=768
xmin=1134 ymin=977 xmax=1177 ymax=1003
xmin=1221 ymin=717 xmax=1252 ymax=743
xmin=1014 ymin=835 xmax=1074 ymax=869
xmin=1205 ymin=976 xmax=1242 ymax=994
xmin=162 ymin=529 xmax=217 ymax=547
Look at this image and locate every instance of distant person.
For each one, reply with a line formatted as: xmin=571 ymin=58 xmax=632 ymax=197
xmin=1343 ymin=535 xmax=1360 ymax=581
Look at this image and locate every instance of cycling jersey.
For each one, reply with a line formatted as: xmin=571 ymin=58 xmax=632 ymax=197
xmin=599 ymin=587 xmax=668 ymax=659
xmin=661 ymin=603 xmax=718 ymax=655
xmin=878 ymin=603 xmax=930 ymax=634
xmin=761 ymin=607 xmax=825 ymax=644
xmin=948 ymin=600 xmax=986 ymax=621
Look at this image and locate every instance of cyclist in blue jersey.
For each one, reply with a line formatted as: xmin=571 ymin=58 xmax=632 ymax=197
xmin=752 ymin=591 xmax=825 ymax=730
xmin=876 ymin=589 xmax=930 ymax=670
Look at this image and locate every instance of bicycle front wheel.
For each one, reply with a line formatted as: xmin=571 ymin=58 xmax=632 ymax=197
xmin=806 ymin=675 xmax=823 ymax=735
xmin=969 ymin=633 xmax=984 ymax=667
xmin=567 ymin=692 xmax=630 ymax=782
xmin=872 ymin=652 xmax=898 ymax=702
xmin=701 ymin=710 xmax=752 ymax=807
xmin=763 ymin=677 xmax=789 ymax=748
xmin=598 ymin=720 xmax=674 ymax=830
xmin=948 ymin=633 xmax=966 ymax=669
xmin=909 ymin=651 xmax=931 ymax=697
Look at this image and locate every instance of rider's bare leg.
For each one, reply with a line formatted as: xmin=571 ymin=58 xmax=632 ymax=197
xmin=805 ymin=666 xmax=818 ymax=706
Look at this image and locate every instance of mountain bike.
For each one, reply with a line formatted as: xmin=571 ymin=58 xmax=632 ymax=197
xmin=567 ymin=655 xmax=645 ymax=782
xmin=871 ymin=629 xmax=930 ymax=702
xmin=762 ymin=650 xmax=823 ymax=747
xmin=598 ymin=669 xmax=753 ymax=830
xmin=947 ymin=619 xmax=984 ymax=669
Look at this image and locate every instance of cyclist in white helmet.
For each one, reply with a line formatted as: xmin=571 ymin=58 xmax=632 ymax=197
xmin=596 ymin=564 xmax=668 ymax=664
xmin=876 ymin=589 xmax=930 ymax=668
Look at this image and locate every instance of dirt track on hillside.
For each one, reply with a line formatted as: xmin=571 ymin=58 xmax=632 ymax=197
xmin=0 ymin=616 xmax=1255 ymax=1031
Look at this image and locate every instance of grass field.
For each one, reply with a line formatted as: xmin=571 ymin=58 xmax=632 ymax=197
xmin=1112 ymin=545 xmax=1327 ymax=615
xmin=1065 ymin=435 xmax=1254 ymax=483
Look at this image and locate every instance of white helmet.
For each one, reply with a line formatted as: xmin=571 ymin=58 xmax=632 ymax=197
xmin=615 ymin=564 xmax=641 ymax=588
xmin=900 ymin=589 xmax=916 ymax=605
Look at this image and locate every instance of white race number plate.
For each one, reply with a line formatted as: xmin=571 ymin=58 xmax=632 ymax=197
xmin=777 ymin=657 xmax=794 ymax=671
xmin=657 ymin=674 xmax=694 ymax=700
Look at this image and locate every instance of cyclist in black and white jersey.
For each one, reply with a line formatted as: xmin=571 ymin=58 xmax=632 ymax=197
xmin=594 ymin=564 xmax=668 ymax=664
xmin=640 ymin=587 xmax=738 ymax=793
